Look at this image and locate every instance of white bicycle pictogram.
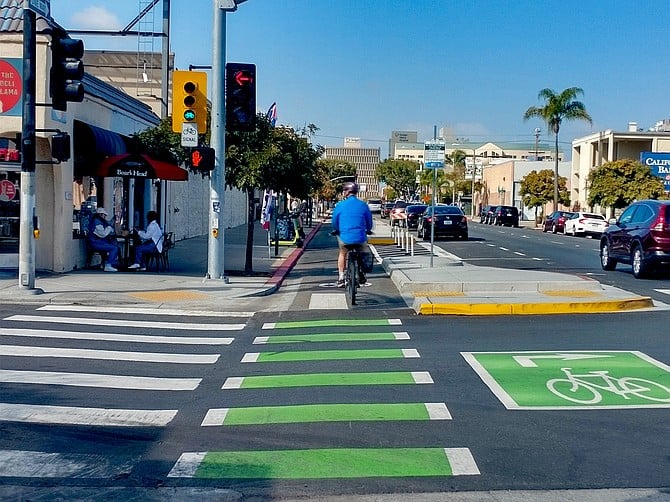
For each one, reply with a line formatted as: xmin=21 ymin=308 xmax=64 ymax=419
xmin=546 ymin=367 xmax=670 ymax=404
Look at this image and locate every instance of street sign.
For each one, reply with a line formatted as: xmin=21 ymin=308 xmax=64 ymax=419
xmin=424 ymin=140 xmax=445 ymax=169
xmin=181 ymin=122 xmax=198 ymax=147
xmin=462 ymin=350 xmax=670 ymax=410
xmin=25 ymin=0 xmax=50 ymax=17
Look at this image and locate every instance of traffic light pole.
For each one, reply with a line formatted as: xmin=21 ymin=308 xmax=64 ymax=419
xmin=19 ymin=7 xmax=40 ymax=292
xmin=207 ymin=2 xmax=228 ymax=281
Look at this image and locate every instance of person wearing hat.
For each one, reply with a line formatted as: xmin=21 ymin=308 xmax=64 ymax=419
xmin=86 ymin=207 xmax=120 ymax=272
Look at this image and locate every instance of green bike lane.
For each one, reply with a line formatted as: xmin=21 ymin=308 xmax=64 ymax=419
xmin=168 ymin=317 xmax=480 ymax=480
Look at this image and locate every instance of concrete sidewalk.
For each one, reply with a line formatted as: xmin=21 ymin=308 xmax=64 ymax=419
xmin=370 ymin=221 xmax=655 ymax=315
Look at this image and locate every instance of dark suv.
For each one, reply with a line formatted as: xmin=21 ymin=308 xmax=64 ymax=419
xmin=492 ymin=205 xmax=519 ymax=227
xmin=600 ymin=200 xmax=670 ymax=279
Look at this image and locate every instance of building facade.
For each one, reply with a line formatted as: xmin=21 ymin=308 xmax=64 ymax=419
xmin=323 ymin=143 xmax=381 ymax=200
xmin=571 ymin=123 xmax=670 ymax=211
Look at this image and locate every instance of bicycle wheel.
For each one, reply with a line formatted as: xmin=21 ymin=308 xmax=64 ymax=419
xmin=619 ymin=377 xmax=670 ymax=402
xmin=546 ymin=378 xmax=601 ymax=404
xmin=345 ymin=252 xmax=358 ymax=305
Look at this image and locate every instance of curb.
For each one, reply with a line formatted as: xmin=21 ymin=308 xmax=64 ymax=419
xmin=415 ymin=296 xmax=655 ymax=315
xmin=252 ymin=223 xmax=323 ymax=296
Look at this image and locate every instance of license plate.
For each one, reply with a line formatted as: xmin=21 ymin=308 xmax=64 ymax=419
xmin=443 ymin=220 xmax=452 ymax=225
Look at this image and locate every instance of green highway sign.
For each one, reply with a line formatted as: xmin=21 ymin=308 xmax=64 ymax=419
xmin=462 ymin=350 xmax=670 ymax=410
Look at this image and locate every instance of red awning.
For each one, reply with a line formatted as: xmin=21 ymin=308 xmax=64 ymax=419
xmin=94 ymin=153 xmax=188 ymax=181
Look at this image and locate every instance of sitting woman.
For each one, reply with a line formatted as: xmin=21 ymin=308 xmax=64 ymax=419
xmin=128 ymin=210 xmax=163 ymax=271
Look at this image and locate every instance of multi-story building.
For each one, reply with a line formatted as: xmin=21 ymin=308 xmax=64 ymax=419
xmin=388 ymin=130 xmax=417 ymax=160
xmin=323 ymin=141 xmax=381 ymax=200
xmin=571 ymin=122 xmax=670 ymax=212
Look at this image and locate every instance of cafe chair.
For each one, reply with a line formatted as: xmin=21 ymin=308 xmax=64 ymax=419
xmin=145 ymin=232 xmax=173 ymax=272
xmin=84 ymin=233 xmax=107 ymax=269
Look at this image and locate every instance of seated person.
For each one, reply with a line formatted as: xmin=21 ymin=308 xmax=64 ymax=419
xmin=86 ymin=207 xmax=120 ymax=272
xmin=129 ymin=210 xmax=163 ymax=271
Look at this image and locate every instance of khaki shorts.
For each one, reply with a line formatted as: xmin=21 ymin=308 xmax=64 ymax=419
xmin=337 ymin=238 xmax=369 ymax=253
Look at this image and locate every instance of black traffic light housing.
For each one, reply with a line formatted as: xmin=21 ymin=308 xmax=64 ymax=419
xmin=51 ymin=132 xmax=71 ymax=162
xmin=190 ymin=147 xmax=215 ymax=173
xmin=50 ymin=31 xmax=84 ymax=112
xmin=225 ymin=62 xmax=256 ymax=132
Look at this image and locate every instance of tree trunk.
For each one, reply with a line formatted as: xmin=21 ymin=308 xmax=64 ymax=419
xmin=554 ymin=131 xmax=560 ymax=212
xmin=245 ymin=188 xmax=254 ymax=275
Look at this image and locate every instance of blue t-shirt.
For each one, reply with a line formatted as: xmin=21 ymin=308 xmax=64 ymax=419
xmin=332 ymin=195 xmax=373 ymax=245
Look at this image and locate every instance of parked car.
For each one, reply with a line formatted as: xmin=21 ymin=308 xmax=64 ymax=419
xmin=390 ymin=200 xmax=408 ymax=226
xmin=417 ymin=205 xmax=468 ymax=240
xmin=491 ymin=205 xmax=519 ymax=227
xmin=405 ymin=204 xmax=428 ymax=229
xmin=380 ymin=202 xmax=394 ymax=219
xmin=542 ymin=211 xmax=575 ymax=233
xmin=367 ymin=198 xmax=382 ymax=213
xmin=563 ymin=212 xmax=608 ymax=237
xmin=480 ymin=205 xmax=495 ymax=224
xmin=600 ymin=200 xmax=670 ymax=279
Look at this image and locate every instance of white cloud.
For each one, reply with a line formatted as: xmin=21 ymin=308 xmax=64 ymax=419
xmin=70 ymin=7 xmax=122 ymax=30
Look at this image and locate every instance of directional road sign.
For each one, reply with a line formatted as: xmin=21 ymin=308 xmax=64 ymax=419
xmin=424 ymin=140 xmax=445 ymax=169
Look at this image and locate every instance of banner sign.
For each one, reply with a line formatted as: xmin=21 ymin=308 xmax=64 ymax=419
xmin=640 ymin=152 xmax=670 ymax=191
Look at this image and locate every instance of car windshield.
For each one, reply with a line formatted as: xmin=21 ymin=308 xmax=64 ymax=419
xmin=432 ymin=205 xmax=463 ymax=215
xmin=393 ymin=201 xmax=408 ymax=209
xmin=406 ymin=205 xmax=427 ymax=214
xmin=583 ymin=213 xmax=604 ymax=220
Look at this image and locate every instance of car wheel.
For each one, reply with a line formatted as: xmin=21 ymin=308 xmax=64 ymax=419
xmin=600 ymin=241 xmax=617 ymax=271
xmin=563 ymin=225 xmax=568 ymax=235
xmin=552 ymin=223 xmax=557 ymax=234
xmin=632 ymin=245 xmax=650 ymax=279
xmin=542 ymin=224 xmax=548 ymax=233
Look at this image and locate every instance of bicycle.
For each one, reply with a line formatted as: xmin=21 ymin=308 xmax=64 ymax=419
xmin=546 ymin=367 xmax=670 ymax=404
xmin=343 ymin=243 xmax=363 ymax=306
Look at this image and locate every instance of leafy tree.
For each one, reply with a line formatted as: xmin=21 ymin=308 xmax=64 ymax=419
xmin=128 ymin=116 xmax=187 ymax=165
xmin=523 ymin=87 xmax=592 ymax=212
xmin=313 ymin=159 xmax=357 ymax=202
xmin=376 ymin=159 xmax=420 ymax=200
xmin=520 ymin=169 xmax=569 ymax=220
xmin=587 ymin=159 xmax=666 ymax=210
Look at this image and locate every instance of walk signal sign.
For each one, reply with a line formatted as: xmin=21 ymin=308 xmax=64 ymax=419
xmin=172 ymin=70 xmax=208 ymax=134
xmin=225 ymin=62 xmax=256 ymax=132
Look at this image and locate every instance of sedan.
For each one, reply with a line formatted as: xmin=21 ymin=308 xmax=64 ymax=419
xmin=417 ymin=205 xmax=468 ymax=240
xmin=542 ymin=211 xmax=575 ymax=234
xmin=380 ymin=202 xmax=394 ymax=219
xmin=563 ymin=212 xmax=608 ymax=237
xmin=405 ymin=204 xmax=428 ymax=229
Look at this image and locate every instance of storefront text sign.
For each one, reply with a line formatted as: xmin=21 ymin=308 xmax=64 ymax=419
xmin=0 ymin=59 xmax=22 ymax=116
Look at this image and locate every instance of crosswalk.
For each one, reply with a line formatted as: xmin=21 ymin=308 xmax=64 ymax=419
xmin=170 ymin=317 xmax=480 ymax=480
xmin=0 ymin=308 xmax=480 ymax=485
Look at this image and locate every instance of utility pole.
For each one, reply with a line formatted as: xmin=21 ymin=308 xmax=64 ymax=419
xmin=534 ymin=127 xmax=541 ymax=159
xmin=19 ymin=6 xmax=37 ymax=292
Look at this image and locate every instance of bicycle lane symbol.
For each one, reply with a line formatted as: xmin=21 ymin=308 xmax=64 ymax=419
xmin=461 ymin=351 xmax=670 ymax=410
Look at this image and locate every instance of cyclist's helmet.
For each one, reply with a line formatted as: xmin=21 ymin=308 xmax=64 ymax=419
xmin=342 ymin=181 xmax=359 ymax=195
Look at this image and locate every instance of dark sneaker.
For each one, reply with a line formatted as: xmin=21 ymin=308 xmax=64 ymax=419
xmin=358 ymin=273 xmax=367 ymax=285
xmin=336 ymin=279 xmax=345 ymax=288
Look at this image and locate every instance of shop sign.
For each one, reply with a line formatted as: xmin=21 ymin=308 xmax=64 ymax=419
xmin=0 ymin=180 xmax=16 ymax=201
xmin=641 ymin=152 xmax=670 ymax=190
xmin=0 ymin=59 xmax=23 ymax=116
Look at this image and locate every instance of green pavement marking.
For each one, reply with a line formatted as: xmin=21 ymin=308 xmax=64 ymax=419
xmin=169 ymin=447 xmax=479 ymax=479
xmin=462 ymin=350 xmax=670 ymax=410
xmin=201 ymin=402 xmax=450 ymax=426
xmin=222 ymin=371 xmax=433 ymax=389
xmin=242 ymin=348 xmax=420 ymax=363
xmin=253 ymin=332 xmax=409 ymax=344
xmin=262 ymin=319 xmax=402 ymax=330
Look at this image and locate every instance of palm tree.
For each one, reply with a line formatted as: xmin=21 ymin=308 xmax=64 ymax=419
xmin=523 ymin=87 xmax=592 ymax=211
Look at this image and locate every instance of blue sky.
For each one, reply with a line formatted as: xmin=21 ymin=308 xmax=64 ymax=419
xmin=52 ymin=1 xmax=670 ymax=157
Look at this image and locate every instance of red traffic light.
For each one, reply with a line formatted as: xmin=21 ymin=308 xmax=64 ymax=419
xmin=234 ymin=70 xmax=253 ymax=86
xmin=190 ymin=147 xmax=215 ymax=172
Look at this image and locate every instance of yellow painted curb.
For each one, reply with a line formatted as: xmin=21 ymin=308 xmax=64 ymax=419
xmin=368 ymin=237 xmax=396 ymax=245
xmin=130 ymin=290 xmax=210 ymax=302
xmin=418 ymin=297 xmax=654 ymax=315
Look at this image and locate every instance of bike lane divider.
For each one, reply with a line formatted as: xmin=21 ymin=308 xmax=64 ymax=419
xmin=201 ymin=402 xmax=451 ymax=426
xmin=462 ymin=350 xmax=670 ymax=410
xmin=222 ymin=371 xmax=434 ymax=389
xmin=168 ymin=447 xmax=479 ymax=479
xmin=241 ymin=348 xmax=420 ymax=363
xmin=261 ymin=318 xmax=402 ymax=330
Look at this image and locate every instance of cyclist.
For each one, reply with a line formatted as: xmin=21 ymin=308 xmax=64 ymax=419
xmin=331 ymin=181 xmax=373 ymax=288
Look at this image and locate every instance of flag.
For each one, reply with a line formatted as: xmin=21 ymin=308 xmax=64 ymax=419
xmin=266 ymin=102 xmax=277 ymax=127
xmin=260 ymin=189 xmax=275 ymax=230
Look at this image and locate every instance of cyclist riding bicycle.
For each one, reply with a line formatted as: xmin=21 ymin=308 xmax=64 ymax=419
xmin=331 ymin=181 xmax=373 ymax=288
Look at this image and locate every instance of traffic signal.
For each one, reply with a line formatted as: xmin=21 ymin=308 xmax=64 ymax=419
xmin=172 ymin=70 xmax=208 ymax=134
xmin=225 ymin=62 xmax=256 ymax=132
xmin=51 ymin=132 xmax=71 ymax=162
xmin=49 ymin=32 xmax=85 ymax=112
xmin=190 ymin=147 xmax=215 ymax=173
